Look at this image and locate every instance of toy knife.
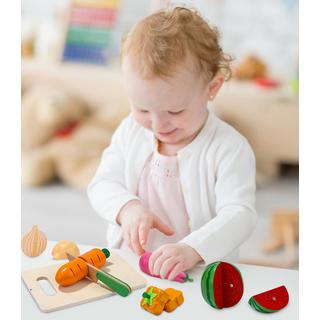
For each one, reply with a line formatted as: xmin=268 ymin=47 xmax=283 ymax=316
xmin=66 ymin=252 xmax=132 ymax=297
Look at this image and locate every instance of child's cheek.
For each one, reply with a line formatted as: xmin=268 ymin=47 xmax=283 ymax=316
xmin=133 ymin=112 xmax=151 ymax=130
xmin=175 ymin=114 xmax=189 ymax=129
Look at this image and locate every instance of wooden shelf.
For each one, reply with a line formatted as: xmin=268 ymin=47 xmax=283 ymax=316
xmin=211 ymin=80 xmax=298 ymax=177
xmin=22 ymin=58 xmax=128 ymax=111
xmin=22 ymin=59 xmax=298 ymax=178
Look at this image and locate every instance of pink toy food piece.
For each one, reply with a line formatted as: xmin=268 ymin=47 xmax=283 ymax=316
xmin=139 ymin=252 xmax=193 ymax=283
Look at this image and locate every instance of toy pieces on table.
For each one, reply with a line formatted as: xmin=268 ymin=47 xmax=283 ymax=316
xmin=263 ymin=209 xmax=299 ymax=255
xmin=51 ymin=240 xmax=80 ymax=260
xmin=21 ymin=225 xmax=47 ymax=257
xmin=56 ymin=255 xmax=88 ymax=286
xmin=248 ymin=285 xmax=289 ymax=313
xmin=141 ymin=286 xmax=169 ymax=315
xmin=140 ymin=286 xmax=184 ymax=315
xmin=290 ymin=78 xmax=299 ymax=94
xmin=255 ymin=77 xmax=280 ymax=89
xmin=139 ymin=251 xmax=193 ymax=283
xmin=164 ymin=288 xmax=184 ymax=312
xmin=54 ymin=122 xmax=79 ymax=138
xmin=233 ymin=55 xmax=267 ymax=80
xmin=21 ymin=38 xmax=34 ymax=57
xmin=55 ymin=248 xmax=110 ymax=286
xmin=69 ymin=252 xmax=132 ymax=298
xmin=22 ymin=251 xmax=147 ymax=313
xmin=201 ymin=261 xmax=243 ymax=309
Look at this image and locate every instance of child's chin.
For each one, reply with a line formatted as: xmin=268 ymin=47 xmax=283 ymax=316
xmin=156 ymin=133 xmax=174 ymax=141
xmin=158 ymin=136 xmax=180 ymax=144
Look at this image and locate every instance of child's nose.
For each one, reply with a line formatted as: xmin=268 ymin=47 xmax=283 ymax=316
xmin=151 ymin=115 xmax=169 ymax=132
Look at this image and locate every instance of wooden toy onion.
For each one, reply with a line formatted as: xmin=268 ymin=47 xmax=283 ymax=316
xmin=21 ymin=225 xmax=47 ymax=257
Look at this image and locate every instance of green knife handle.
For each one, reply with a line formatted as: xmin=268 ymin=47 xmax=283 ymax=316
xmin=96 ymin=271 xmax=131 ymax=297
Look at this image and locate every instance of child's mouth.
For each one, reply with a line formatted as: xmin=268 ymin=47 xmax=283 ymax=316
xmin=158 ymin=128 xmax=178 ymax=136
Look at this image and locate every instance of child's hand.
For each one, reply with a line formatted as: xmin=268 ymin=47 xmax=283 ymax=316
xmin=117 ymin=200 xmax=174 ymax=256
xmin=148 ymin=243 xmax=203 ymax=281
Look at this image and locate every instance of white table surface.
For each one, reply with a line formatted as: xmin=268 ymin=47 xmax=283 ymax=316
xmin=22 ymin=241 xmax=298 ymax=319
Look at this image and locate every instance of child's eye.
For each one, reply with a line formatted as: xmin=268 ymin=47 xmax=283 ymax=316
xmin=139 ymin=109 xmax=149 ymax=113
xmin=169 ymin=110 xmax=184 ymax=115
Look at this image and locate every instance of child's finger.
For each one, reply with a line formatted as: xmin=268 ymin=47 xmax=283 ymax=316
xmin=148 ymin=249 xmax=163 ymax=275
xmin=153 ymin=216 xmax=174 ymax=236
xmin=130 ymin=227 xmax=145 ymax=256
xmin=122 ymin=229 xmax=130 ymax=247
xmin=167 ymin=262 xmax=183 ymax=281
xmin=138 ymin=223 xmax=150 ymax=246
xmin=152 ymin=252 xmax=169 ymax=276
xmin=159 ymin=257 xmax=177 ymax=279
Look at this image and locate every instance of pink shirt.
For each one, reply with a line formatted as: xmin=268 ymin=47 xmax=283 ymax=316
xmin=121 ymin=146 xmax=190 ymax=252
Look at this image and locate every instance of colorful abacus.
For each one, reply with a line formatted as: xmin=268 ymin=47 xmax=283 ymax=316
xmin=62 ymin=0 xmax=120 ymax=64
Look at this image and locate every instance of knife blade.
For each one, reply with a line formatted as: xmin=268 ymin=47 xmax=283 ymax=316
xmin=66 ymin=252 xmax=132 ymax=297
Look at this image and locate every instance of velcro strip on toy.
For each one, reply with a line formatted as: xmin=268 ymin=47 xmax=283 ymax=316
xmin=201 ymin=261 xmax=243 ymax=309
xmin=248 ymin=285 xmax=289 ymax=313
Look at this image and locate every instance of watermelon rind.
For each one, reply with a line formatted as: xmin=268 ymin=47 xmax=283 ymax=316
xmin=249 ymin=297 xmax=277 ymax=313
xmin=201 ymin=261 xmax=221 ymax=309
xmin=200 ymin=264 xmax=213 ymax=306
xmin=208 ymin=262 xmax=221 ymax=308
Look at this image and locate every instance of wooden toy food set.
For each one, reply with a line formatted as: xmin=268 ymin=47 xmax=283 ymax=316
xmin=22 ymin=236 xmax=290 ymax=315
xmin=139 ymin=251 xmax=290 ymax=315
xmin=200 ymin=261 xmax=290 ymax=314
xmin=140 ymin=286 xmax=184 ymax=316
xmin=22 ymin=247 xmax=147 ymax=312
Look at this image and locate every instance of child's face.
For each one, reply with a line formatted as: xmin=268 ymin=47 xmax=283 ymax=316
xmin=122 ymin=58 xmax=223 ymax=146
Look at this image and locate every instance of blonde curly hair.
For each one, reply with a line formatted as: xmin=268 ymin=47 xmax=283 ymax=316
xmin=121 ymin=6 xmax=232 ymax=82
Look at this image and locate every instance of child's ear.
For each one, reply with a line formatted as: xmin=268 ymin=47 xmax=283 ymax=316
xmin=207 ymin=73 xmax=225 ymax=101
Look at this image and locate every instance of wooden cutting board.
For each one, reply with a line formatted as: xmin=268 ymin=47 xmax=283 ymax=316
xmin=22 ymin=251 xmax=147 ymax=313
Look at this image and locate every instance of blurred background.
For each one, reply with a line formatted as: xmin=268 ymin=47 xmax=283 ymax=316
xmin=21 ymin=0 xmax=299 ymax=269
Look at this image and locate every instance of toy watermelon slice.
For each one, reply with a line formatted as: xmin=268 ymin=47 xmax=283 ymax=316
xmin=248 ymin=285 xmax=289 ymax=313
xmin=201 ymin=261 xmax=243 ymax=309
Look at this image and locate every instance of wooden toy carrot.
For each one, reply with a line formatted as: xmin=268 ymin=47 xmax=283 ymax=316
xmin=55 ymin=258 xmax=88 ymax=286
xmin=55 ymin=248 xmax=132 ymax=297
xmin=55 ymin=248 xmax=110 ymax=286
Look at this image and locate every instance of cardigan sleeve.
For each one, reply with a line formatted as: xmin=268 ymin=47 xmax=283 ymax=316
xmin=87 ymin=115 xmax=140 ymax=225
xmin=180 ymin=139 xmax=257 ymax=265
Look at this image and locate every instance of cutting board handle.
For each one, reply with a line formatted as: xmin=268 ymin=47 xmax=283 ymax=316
xmin=37 ymin=277 xmax=57 ymax=296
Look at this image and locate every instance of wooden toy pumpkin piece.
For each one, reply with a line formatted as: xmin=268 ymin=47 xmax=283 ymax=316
xmin=164 ymin=288 xmax=184 ymax=312
xmin=140 ymin=286 xmax=169 ymax=315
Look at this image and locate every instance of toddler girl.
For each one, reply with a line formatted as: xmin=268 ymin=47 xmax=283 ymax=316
xmin=88 ymin=7 xmax=256 ymax=281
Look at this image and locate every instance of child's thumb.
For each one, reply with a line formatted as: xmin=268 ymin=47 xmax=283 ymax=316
xmin=153 ymin=216 xmax=174 ymax=235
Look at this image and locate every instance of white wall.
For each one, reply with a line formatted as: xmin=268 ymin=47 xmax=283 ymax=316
xmin=22 ymin=0 xmax=298 ymax=77
xmin=172 ymin=0 xmax=298 ymax=78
